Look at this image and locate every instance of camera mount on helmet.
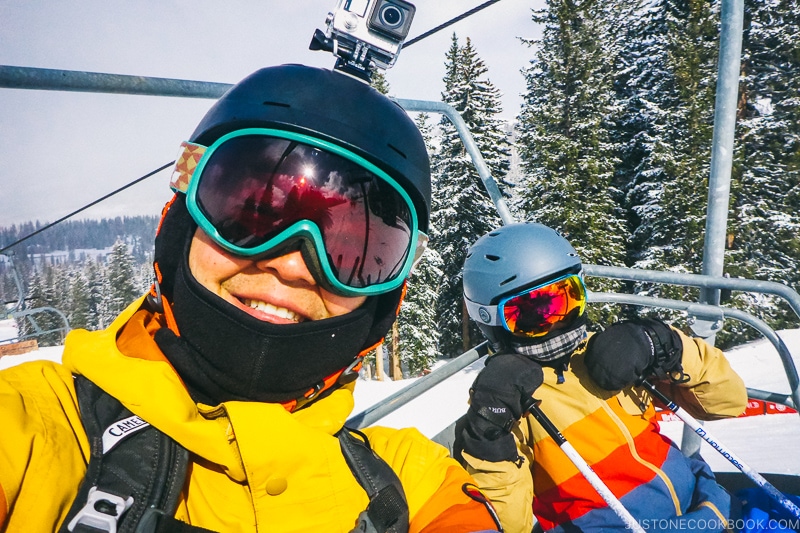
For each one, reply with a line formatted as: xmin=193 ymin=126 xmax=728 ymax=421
xmin=310 ymin=0 xmax=416 ymax=82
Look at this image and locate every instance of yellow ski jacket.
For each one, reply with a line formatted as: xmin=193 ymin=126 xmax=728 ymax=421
xmin=0 ymin=296 xmax=498 ymax=532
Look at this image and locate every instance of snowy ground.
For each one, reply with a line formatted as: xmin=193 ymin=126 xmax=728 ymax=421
xmin=2 ymin=319 xmax=800 ymax=475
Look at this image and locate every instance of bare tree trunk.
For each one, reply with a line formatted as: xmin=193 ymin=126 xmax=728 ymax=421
xmin=462 ymin=297 xmax=471 ymax=353
xmin=374 ymin=343 xmax=385 ymax=381
xmin=390 ymin=322 xmax=402 ymax=380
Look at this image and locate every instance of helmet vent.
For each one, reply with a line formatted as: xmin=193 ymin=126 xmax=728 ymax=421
xmin=499 ymin=275 xmax=517 ymax=286
xmin=485 ymin=254 xmax=500 ymax=261
xmin=387 ymin=143 xmax=407 ymax=159
xmin=261 ymin=101 xmax=291 ymax=108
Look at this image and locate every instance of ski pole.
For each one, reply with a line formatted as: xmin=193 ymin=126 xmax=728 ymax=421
xmin=523 ymin=398 xmax=646 ymax=533
xmin=640 ymin=379 xmax=800 ymax=520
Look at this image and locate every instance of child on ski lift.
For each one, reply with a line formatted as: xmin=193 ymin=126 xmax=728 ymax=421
xmin=457 ymin=222 xmax=748 ymax=533
xmin=0 ymin=65 xmax=502 ymax=533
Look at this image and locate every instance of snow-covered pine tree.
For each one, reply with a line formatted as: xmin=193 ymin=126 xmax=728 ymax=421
xmin=395 ymin=112 xmax=443 ymax=373
xmin=370 ymin=70 xmax=391 ymax=95
xmin=631 ymin=0 xmax=720 ymax=304
xmin=84 ymin=259 xmax=105 ymax=330
xmin=612 ymin=0 xmax=675 ymax=270
xmin=430 ymin=34 xmax=511 ymax=358
xmin=15 ymin=269 xmax=44 ymax=343
xmin=722 ymin=0 xmax=800 ymax=345
xmin=67 ymin=266 xmax=92 ymax=331
xmin=399 ymin=247 xmax=443 ymax=375
xmin=105 ymin=239 xmax=139 ymax=319
xmin=516 ymin=0 xmax=627 ymax=323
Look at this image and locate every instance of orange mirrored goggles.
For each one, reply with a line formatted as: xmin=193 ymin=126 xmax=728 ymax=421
xmin=467 ymin=274 xmax=586 ymax=338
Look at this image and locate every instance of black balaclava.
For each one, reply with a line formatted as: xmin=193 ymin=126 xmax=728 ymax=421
xmin=152 ymin=196 xmax=401 ymax=406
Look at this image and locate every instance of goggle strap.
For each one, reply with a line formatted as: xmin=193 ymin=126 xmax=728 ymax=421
xmin=170 ymin=141 xmax=206 ymax=193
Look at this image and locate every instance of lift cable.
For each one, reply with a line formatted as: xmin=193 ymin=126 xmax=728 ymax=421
xmin=0 ymin=161 xmax=174 ymax=255
xmin=1 ymin=1 xmax=502 ymax=253
xmin=404 ymin=0 xmax=502 ymax=48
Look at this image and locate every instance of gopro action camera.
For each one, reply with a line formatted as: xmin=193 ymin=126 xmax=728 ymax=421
xmin=310 ymin=0 xmax=416 ymax=80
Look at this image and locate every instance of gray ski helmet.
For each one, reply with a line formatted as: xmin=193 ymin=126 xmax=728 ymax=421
xmin=463 ymin=222 xmax=583 ymax=346
xmin=188 ymin=64 xmax=430 ymax=232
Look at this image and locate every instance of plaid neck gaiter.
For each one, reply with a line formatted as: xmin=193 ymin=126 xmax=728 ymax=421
xmin=511 ymin=325 xmax=587 ymax=362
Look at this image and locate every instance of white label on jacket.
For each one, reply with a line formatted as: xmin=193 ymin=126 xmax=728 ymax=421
xmin=102 ymin=415 xmax=150 ymax=453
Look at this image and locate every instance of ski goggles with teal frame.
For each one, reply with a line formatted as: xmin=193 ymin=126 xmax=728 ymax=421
xmin=170 ymin=128 xmax=427 ymax=297
xmin=466 ymin=273 xmax=587 ymax=338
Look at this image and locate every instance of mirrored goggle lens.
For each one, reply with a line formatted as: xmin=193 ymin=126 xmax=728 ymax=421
xmin=191 ymin=134 xmax=416 ymax=290
xmin=501 ymin=275 xmax=586 ymax=337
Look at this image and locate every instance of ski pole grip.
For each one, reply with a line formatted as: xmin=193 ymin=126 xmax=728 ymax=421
xmin=521 ymin=395 xmax=540 ymax=416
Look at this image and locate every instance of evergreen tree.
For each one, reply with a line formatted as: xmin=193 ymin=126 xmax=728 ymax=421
xmin=15 ymin=269 xmax=43 ymax=342
xmin=633 ymin=0 xmax=719 ymax=303
xmin=398 ymin=248 xmax=444 ymax=375
xmin=395 ymin=112 xmax=444 ymax=372
xmin=516 ymin=0 xmax=627 ymax=323
xmin=612 ymin=0 xmax=674 ymax=269
xmin=370 ymin=71 xmax=391 ymax=95
xmin=67 ymin=267 xmax=92 ymax=331
xmin=85 ymin=259 xmax=105 ymax=330
xmin=722 ymin=0 xmax=800 ymax=344
xmin=430 ymin=34 xmax=511 ymax=357
xmin=105 ymin=240 xmax=139 ymax=319
xmin=18 ymin=266 xmax=66 ymax=346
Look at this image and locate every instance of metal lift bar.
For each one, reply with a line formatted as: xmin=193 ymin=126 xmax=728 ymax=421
xmin=0 ymin=65 xmax=231 ymax=99
xmin=348 ymin=341 xmax=489 ymax=429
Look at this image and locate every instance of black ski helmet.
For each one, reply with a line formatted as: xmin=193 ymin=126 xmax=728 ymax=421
xmin=155 ymin=63 xmax=431 ymax=299
xmin=151 ymin=65 xmax=432 ymax=407
xmin=463 ymin=222 xmax=584 ymax=349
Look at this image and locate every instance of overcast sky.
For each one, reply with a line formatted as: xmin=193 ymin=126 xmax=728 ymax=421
xmin=0 ymin=1 xmax=544 ymax=229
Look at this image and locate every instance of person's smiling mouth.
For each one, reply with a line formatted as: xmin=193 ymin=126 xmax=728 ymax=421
xmin=241 ymin=298 xmax=304 ymax=323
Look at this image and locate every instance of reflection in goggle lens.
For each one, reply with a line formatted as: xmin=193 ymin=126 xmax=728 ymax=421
xmin=502 ymin=275 xmax=586 ymax=337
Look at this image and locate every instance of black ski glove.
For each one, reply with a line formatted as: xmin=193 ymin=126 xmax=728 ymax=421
xmin=585 ymin=317 xmax=685 ymax=391
xmin=461 ymin=353 xmax=544 ymax=462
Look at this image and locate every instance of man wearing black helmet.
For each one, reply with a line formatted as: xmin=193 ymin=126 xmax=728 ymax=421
xmin=456 ymin=222 xmax=747 ymax=533
xmin=0 ymin=65 xmax=502 ymax=532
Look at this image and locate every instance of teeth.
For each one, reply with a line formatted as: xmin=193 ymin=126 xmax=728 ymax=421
xmin=243 ymin=299 xmax=301 ymax=322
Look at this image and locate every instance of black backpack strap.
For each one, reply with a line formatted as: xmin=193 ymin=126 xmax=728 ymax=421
xmin=60 ymin=375 xmax=212 ymax=533
xmin=338 ymin=427 xmax=409 ymax=533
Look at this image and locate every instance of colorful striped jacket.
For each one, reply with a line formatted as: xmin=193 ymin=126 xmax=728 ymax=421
xmin=0 ymin=296 xmax=500 ymax=532
xmin=462 ymin=329 xmax=748 ymax=533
